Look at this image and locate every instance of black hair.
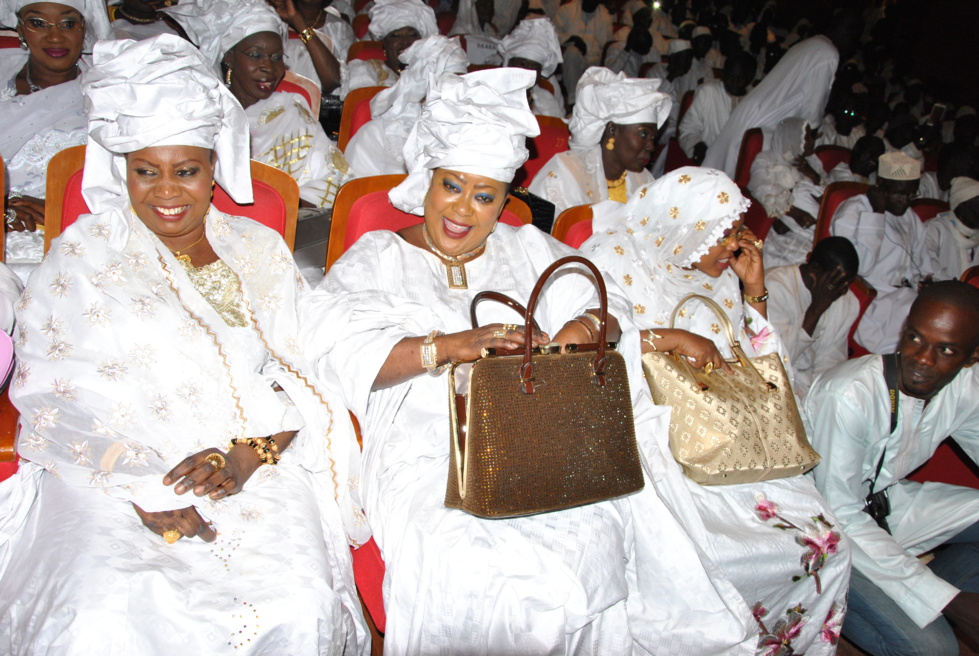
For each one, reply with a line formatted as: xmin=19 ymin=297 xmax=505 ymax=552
xmin=810 ymin=236 xmax=859 ymax=276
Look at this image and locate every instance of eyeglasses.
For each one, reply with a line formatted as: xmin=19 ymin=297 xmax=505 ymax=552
xmin=19 ymin=16 xmax=85 ymax=34
xmin=881 ymin=187 xmax=920 ymax=201
xmin=235 ymin=49 xmax=286 ymax=64
xmin=716 ymin=223 xmax=748 ymax=247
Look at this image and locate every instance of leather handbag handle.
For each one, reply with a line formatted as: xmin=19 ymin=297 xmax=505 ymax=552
xmin=469 ymin=291 xmax=541 ymax=332
xmin=522 ymin=255 xmax=609 ymax=393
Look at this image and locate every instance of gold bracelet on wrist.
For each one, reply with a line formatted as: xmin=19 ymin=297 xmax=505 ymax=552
xmin=298 ymin=27 xmax=315 ymax=44
xmin=421 ymin=330 xmax=448 ymax=376
xmin=577 ymin=312 xmax=603 ymax=334
xmin=643 ymin=330 xmax=661 ymax=351
xmin=570 ymin=318 xmax=596 ymax=341
xmin=744 ymin=289 xmax=769 ymax=304
xmin=229 ymin=436 xmax=280 ymax=465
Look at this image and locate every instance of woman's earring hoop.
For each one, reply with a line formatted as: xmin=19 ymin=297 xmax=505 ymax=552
xmin=225 ymin=67 xmax=232 ymax=87
xmin=18 ymin=36 xmax=27 ymax=50
xmin=605 ymin=137 xmax=615 ymax=151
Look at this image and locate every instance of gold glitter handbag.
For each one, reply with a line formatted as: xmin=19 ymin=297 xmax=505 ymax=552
xmin=445 ymin=256 xmax=644 ymax=518
xmin=641 ymin=294 xmax=819 ymax=485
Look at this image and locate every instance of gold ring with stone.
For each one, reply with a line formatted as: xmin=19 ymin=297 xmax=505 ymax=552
xmin=703 ymin=362 xmax=715 ymax=375
xmin=205 ymin=452 xmax=227 ymax=471
xmin=163 ymin=529 xmax=182 ymax=544
xmin=753 ymin=239 xmax=764 ymax=250
xmin=504 ymin=324 xmax=518 ymax=332
xmin=493 ymin=329 xmax=508 ymax=339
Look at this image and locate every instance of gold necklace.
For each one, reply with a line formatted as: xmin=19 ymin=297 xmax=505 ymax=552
xmin=169 ymin=226 xmax=207 ymax=265
xmin=422 ymin=224 xmax=486 ymax=289
xmin=606 ymin=170 xmax=628 ymax=202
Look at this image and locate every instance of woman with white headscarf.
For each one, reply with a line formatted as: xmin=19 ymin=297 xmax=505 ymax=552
xmin=748 ymin=116 xmax=825 ymax=267
xmin=303 ymin=68 xmax=763 ymax=655
xmin=0 ymin=35 xmax=369 ymax=654
xmin=581 ymin=168 xmax=852 ymax=656
xmin=497 ymin=16 xmax=565 ymax=118
xmin=0 ymin=0 xmax=110 ymax=277
xmin=339 ymin=0 xmax=437 ymax=98
xmin=345 ymin=34 xmax=468 ymax=178
xmin=528 ymin=67 xmax=671 ymax=215
xmin=168 ymin=0 xmax=352 ymax=210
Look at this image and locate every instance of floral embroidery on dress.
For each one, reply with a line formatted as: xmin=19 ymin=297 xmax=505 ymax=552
xmin=820 ymin=601 xmax=844 ymax=645
xmin=754 ymin=602 xmax=810 ymax=656
xmin=755 ymin=492 xmax=842 ymax=594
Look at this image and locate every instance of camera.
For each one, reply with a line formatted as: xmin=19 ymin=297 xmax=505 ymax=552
xmin=864 ymin=489 xmax=891 ymax=533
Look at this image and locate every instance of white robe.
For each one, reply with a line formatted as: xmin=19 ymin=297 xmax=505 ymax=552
xmin=765 ymin=265 xmax=858 ymax=398
xmin=824 ymin=162 xmax=871 ymax=185
xmin=344 ymin=116 xmax=410 ymax=178
xmin=245 ymin=91 xmax=353 ymax=208
xmin=814 ymin=115 xmax=865 ymax=150
xmin=924 ymin=210 xmax=979 ymax=281
xmin=702 ymin=36 xmax=839 ymax=177
xmin=917 ymin=171 xmax=948 ymax=203
xmin=528 ymin=145 xmax=655 ymax=216
xmin=304 ymin=224 xmax=759 ymax=655
xmin=0 ymin=203 xmax=369 ymax=655
xmin=806 ymin=357 xmax=979 ymax=628
xmin=749 ymin=152 xmax=825 ymax=268
xmin=554 ymin=3 xmax=613 ymax=104
xmin=339 ymin=59 xmax=398 ymax=100
xmin=830 ymin=195 xmax=934 ymax=353
xmin=678 ymin=80 xmax=739 ymax=158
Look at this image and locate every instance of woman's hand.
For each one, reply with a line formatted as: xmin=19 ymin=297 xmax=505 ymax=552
xmin=729 ymin=226 xmax=765 ymax=292
xmin=266 ymin=0 xmax=305 ymax=31
xmin=163 ymin=446 xmax=261 ymax=500
xmin=792 ymin=155 xmax=821 ymax=184
xmin=132 ymin=503 xmax=217 ymax=542
xmin=440 ymin=323 xmax=550 ymax=363
xmin=6 ymin=196 xmax=45 ymax=232
xmin=643 ymin=328 xmax=732 ymax=373
xmin=785 ymin=205 xmax=817 ymax=229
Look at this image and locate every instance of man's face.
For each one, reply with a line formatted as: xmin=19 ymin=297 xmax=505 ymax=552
xmin=897 ymin=298 xmax=979 ymax=400
xmin=955 ymin=196 xmax=979 ymax=231
xmin=878 ymin=178 xmax=919 ymax=216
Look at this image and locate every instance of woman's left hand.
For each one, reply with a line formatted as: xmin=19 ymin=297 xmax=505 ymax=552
xmin=729 ymin=227 xmax=765 ymax=294
xmin=164 ymin=446 xmax=261 ymax=500
xmin=6 ymin=196 xmax=45 ymax=232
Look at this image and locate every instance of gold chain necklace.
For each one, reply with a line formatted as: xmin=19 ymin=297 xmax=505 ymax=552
xmin=422 ymin=224 xmax=486 ymax=289
xmin=169 ymin=226 xmax=207 ymax=265
xmin=606 ymin=170 xmax=628 ymax=202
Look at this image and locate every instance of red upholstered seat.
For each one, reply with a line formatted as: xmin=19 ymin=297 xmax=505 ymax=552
xmin=813 ymin=181 xmax=869 ymax=247
xmin=909 ymin=197 xmax=949 ymax=221
xmin=514 ymin=116 xmax=571 ymax=188
xmin=741 ymin=188 xmax=775 ymax=242
xmin=963 ymin=265 xmax=979 ymax=288
xmin=733 ymin=127 xmax=764 ymax=188
xmin=551 ymin=204 xmax=593 ymax=248
xmin=337 ymin=85 xmax=385 ymax=152
xmin=814 ymin=145 xmax=851 ymax=174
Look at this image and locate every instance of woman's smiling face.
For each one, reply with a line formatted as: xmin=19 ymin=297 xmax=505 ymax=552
xmin=423 ymin=168 xmax=508 ymax=257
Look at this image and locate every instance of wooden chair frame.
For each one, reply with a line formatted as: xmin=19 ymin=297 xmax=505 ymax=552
xmin=551 ymin=204 xmax=593 ymax=245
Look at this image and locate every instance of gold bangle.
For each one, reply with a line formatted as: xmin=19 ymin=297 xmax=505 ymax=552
xmin=229 ymin=437 xmax=280 ymax=466
xmin=578 ymin=312 xmax=603 ymax=334
xmin=570 ymin=318 xmax=596 ymax=341
xmin=298 ymin=27 xmax=314 ymax=44
xmin=421 ymin=330 xmax=447 ymax=376
xmin=643 ymin=330 xmax=661 ymax=351
xmin=744 ymin=290 xmax=769 ymax=304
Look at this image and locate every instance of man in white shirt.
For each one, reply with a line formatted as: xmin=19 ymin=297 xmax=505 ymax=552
xmin=918 ymin=142 xmax=978 ymax=203
xmin=825 ymin=134 xmax=884 ymax=183
xmin=831 ymin=151 xmax=935 ymax=353
xmin=766 ymin=236 xmax=859 ymax=397
xmin=554 ymin=0 xmax=613 ymax=104
xmin=807 ymin=281 xmax=979 ymax=656
xmin=678 ymin=51 xmax=754 ymax=164
xmin=925 ymin=176 xmax=979 ymax=281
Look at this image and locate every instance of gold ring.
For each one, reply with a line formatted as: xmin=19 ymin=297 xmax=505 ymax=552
xmin=163 ymin=529 xmax=182 ymax=544
xmin=493 ymin=329 xmax=508 ymax=339
xmin=205 ymin=452 xmax=226 ymax=471
xmin=753 ymin=239 xmax=764 ymax=250
xmin=504 ymin=323 xmax=518 ymax=332
xmin=703 ymin=362 xmax=715 ymax=375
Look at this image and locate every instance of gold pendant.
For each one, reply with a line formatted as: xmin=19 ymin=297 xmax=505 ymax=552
xmin=176 ymin=253 xmax=192 ymax=265
xmin=447 ymin=263 xmax=468 ymax=289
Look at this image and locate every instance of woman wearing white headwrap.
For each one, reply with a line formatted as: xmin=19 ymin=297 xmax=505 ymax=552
xmin=345 ymin=35 xmax=467 ymax=178
xmin=304 ymin=70 xmax=763 ymax=655
xmin=748 ymin=117 xmax=825 ymax=268
xmin=0 ymin=0 xmax=110 ymax=277
xmin=339 ymin=0 xmax=437 ymax=98
xmin=167 ymin=0 xmax=352 ymax=210
xmin=498 ymin=16 xmax=565 ymax=118
xmin=925 ymin=175 xmax=979 ymax=281
xmin=0 ymin=35 xmax=369 ymax=654
xmin=528 ymin=67 xmax=671 ymax=215
xmin=581 ymin=168 xmax=852 ymax=656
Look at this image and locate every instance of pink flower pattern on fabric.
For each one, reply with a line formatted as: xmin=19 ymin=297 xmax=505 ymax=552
xmin=748 ymin=325 xmax=776 ymax=352
xmin=820 ymin=601 xmax=845 ymax=645
xmin=755 ymin=603 xmax=810 ymax=656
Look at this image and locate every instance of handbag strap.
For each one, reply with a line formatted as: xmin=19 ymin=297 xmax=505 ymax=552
xmin=469 ymin=291 xmax=541 ymax=332
xmin=522 ymin=255 xmax=609 ymax=393
xmin=868 ymin=353 xmax=901 ymax=497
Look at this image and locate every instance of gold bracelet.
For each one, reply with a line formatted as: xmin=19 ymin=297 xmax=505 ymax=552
xmin=570 ymin=318 xmax=596 ymax=341
xmin=744 ymin=289 xmax=769 ymax=304
xmin=643 ymin=330 xmax=661 ymax=351
xmin=421 ymin=330 xmax=448 ymax=376
xmin=577 ymin=312 xmax=603 ymax=334
xmin=298 ymin=27 xmax=315 ymax=44
xmin=229 ymin=437 xmax=280 ymax=465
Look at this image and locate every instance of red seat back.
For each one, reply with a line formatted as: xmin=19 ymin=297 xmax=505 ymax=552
xmin=963 ymin=265 xmax=979 ymax=288
xmin=847 ymin=276 xmax=877 ymax=359
xmin=563 ymin=219 xmax=593 ymax=248
xmin=733 ymin=127 xmax=764 ymax=188
xmin=741 ymin=188 xmax=775 ymax=242
xmin=814 ymin=145 xmax=851 ymax=174
xmin=909 ymin=439 xmax=979 ymax=489
xmin=514 ymin=116 xmax=571 ymax=188
xmin=910 ymin=197 xmax=949 ymax=222
xmin=814 ymin=181 xmax=869 ymax=247
xmin=664 ymin=138 xmax=696 ymax=174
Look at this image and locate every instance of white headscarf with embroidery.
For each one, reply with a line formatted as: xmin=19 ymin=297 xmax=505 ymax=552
xmin=498 ymin=17 xmax=562 ymax=78
xmin=368 ymin=0 xmax=437 ymax=40
xmin=569 ymin=66 xmax=672 ymax=149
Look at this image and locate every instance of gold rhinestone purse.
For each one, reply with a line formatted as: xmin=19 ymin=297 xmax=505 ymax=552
xmin=642 ymin=294 xmax=820 ymax=485
xmin=445 ymin=256 xmax=644 ymax=518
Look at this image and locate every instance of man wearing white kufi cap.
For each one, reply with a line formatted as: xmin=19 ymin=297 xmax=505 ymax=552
xmin=529 ymin=67 xmax=672 ymax=214
xmin=340 ymin=0 xmax=437 ymax=98
xmin=309 ymin=66 xmax=759 ymax=655
xmin=345 ymin=34 xmax=468 ymax=178
xmin=831 ymin=150 xmax=937 ymax=353
xmin=1 ymin=34 xmax=370 ymax=655
xmin=498 ymin=17 xmax=565 ymax=118
xmin=926 ymin=176 xmax=979 ymax=281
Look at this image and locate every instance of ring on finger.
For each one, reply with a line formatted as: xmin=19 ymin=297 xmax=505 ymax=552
xmin=503 ymin=323 xmax=518 ymax=332
xmin=703 ymin=362 xmax=715 ymax=375
xmin=753 ymin=239 xmax=764 ymax=250
xmin=205 ymin=452 xmax=227 ymax=471
xmin=4 ymin=209 xmax=17 ymax=227
xmin=163 ymin=529 xmax=182 ymax=544
xmin=493 ymin=329 xmax=508 ymax=339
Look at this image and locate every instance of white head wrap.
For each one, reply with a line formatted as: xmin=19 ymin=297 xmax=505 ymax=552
xmin=163 ymin=0 xmax=287 ymax=71
xmin=370 ymin=34 xmax=468 ymax=119
xmin=498 ymin=17 xmax=562 ymax=78
xmin=368 ymin=0 xmax=438 ymax=41
xmin=81 ymin=35 xmax=252 ymax=213
xmin=389 ymin=68 xmax=539 ymax=215
xmin=568 ymin=67 xmax=673 ymax=149
xmin=668 ymin=38 xmax=692 ymax=54
xmin=877 ymin=151 xmax=921 ymax=181
xmin=0 ymin=0 xmax=112 ymax=49
xmin=692 ymin=25 xmax=711 ymax=39
xmin=951 ymin=176 xmax=979 ymax=212
xmin=768 ymin=116 xmax=808 ymax=163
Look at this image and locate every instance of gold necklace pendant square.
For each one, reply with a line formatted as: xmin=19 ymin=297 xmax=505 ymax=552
xmin=447 ymin=263 xmax=468 ymax=289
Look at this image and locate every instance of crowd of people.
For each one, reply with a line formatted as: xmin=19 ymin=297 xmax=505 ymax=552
xmin=0 ymin=0 xmax=977 ymax=655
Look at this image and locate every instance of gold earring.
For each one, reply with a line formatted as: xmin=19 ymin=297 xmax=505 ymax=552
xmin=605 ymin=137 xmax=615 ymax=151
xmin=225 ymin=67 xmax=232 ymax=87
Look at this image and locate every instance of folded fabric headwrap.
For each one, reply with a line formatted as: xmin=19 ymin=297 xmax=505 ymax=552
xmin=163 ymin=0 xmax=287 ymax=71
xmin=498 ymin=17 xmax=562 ymax=78
xmin=0 ymin=0 xmax=112 ymax=49
xmin=692 ymin=26 xmax=711 ymax=39
xmin=950 ymin=176 xmax=979 ymax=212
xmin=668 ymin=38 xmax=692 ymax=54
xmin=877 ymin=151 xmax=921 ymax=181
xmin=370 ymin=34 xmax=468 ymax=119
xmin=81 ymin=34 xmax=252 ymax=212
xmin=368 ymin=0 xmax=437 ymax=41
xmin=389 ymin=68 xmax=539 ymax=215
xmin=569 ymin=66 xmax=672 ymax=149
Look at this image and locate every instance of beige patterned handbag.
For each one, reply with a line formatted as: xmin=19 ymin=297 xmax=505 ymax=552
xmin=641 ymin=294 xmax=820 ymax=485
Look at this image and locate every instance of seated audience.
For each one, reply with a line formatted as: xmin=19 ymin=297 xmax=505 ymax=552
xmin=766 ymin=236 xmax=860 ymax=397
xmin=645 ymin=37 xmax=698 ymax=107
xmin=603 ymin=7 xmax=663 ymax=79
xmin=529 ymin=66 xmax=670 ymax=214
xmin=832 ymin=151 xmax=935 ymax=354
xmin=918 ymin=142 xmax=978 ymax=203
xmin=497 ymin=16 xmax=564 ymax=118
xmin=816 ymin=92 xmax=866 ymax=150
xmin=926 ymin=176 xmax=979 ymax=281
xmin=304 ymin=68 xmax=757 ymax=654
xmin=690 ymin=24 xmax=722 ymax=79
xmin=883 ymin=111 xmax=923 ymax=160
xmin=345 ymin=34 xmax=467 ymax=177
xmin=554 ymin=0 xmax=612 ymax=105
xmin=807 ymin=281 xmax=979 ymax=656
xmin=825 ymin=134 xmax=884 ymax=184
xmin=0 ymin=35 xmax=368 ymax=653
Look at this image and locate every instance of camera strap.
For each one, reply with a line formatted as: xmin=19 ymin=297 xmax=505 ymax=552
xmin=867 ymin=353 xmax=900 ymax=513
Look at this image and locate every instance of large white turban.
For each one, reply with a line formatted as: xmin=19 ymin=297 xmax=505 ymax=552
xmin=951 ymin=176 xmax=979 ymax=212
xmin=389 ymin=68 xmax=539 ymax=215
xmin=370 ymin=34 xmax=468 ymax=119
xmin=0 ymin=0 xmax=112 ymax=49
xmin=163 ymin=0 xmax=287 ymax=71
xmin=568 ymin=66 xmax=673 ymax=149
xmin=368 ymin=0 xmax=437 ymax=41
xmin=498 ymin=17 xmax=562 ymax=78
xmin=81 ymin=34 xmax=252 ymax=212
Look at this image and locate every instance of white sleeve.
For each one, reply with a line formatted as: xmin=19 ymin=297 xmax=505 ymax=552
xmin=677 ymin=86 xmax=708 ymax=157
xmin=810 ymin=291 xmax=858 ymax=380
xmin=831 ymin=198 xmax=883 ymax=278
